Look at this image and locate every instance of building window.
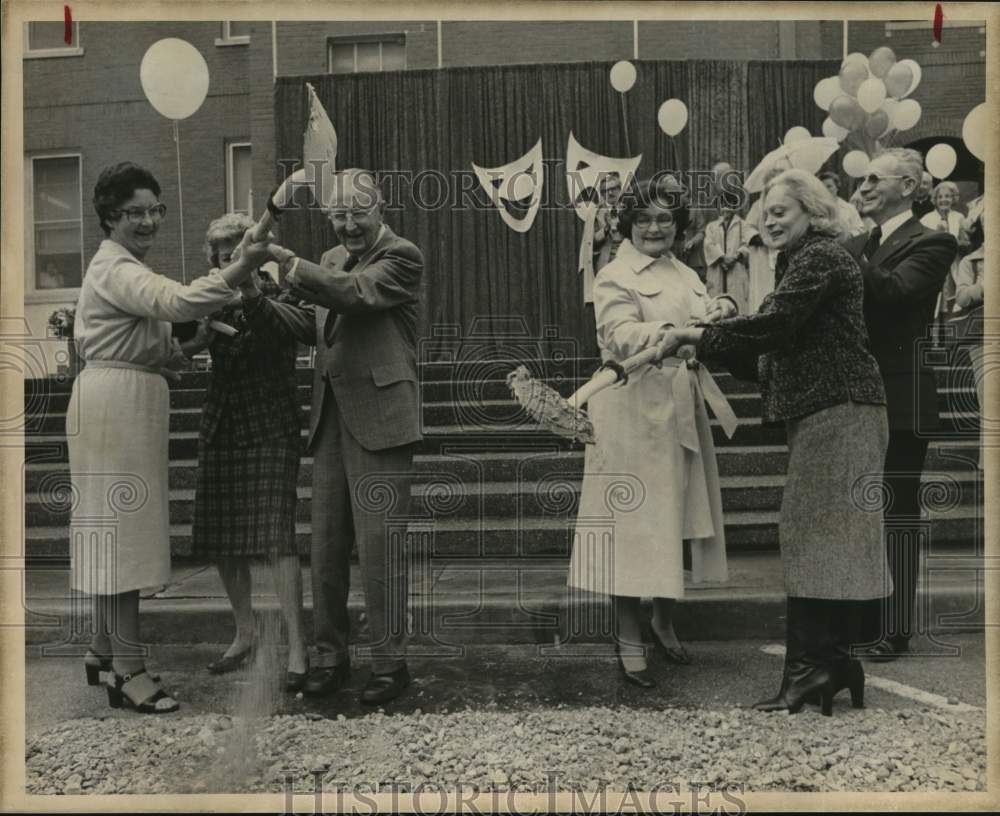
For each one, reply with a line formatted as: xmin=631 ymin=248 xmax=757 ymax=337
xmin=23 ymin=21 xmax=84 ymax=58
xmin=227 ymin=143 xmax=252 ymax=215
xmin=216 ymin=21 xmax=251 ymax=46
xmin=28 ymin=155 xmax=84 ymax=293
xmin=328 ymin=34 xmax=406 ymax=74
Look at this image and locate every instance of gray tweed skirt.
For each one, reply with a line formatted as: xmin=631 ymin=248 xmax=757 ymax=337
xmin=781 ymin=400 xmax=891 ymax=600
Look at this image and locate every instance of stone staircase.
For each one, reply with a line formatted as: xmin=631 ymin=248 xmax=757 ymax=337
xmin=21 ymin=356 xmax=984 ymax=565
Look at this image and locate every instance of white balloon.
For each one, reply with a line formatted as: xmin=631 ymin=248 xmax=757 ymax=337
xmin=140 ymin=38 xmax=210 ymax=120
xmin=857 ymin=77 xmax=887 ymax=114
xmin=843 ymin=150 xmax=870 ymax=178
xmin=896 ymin=59 xmax=923 ymax=97
xmin=657 ymin=99 xmax=689 ymax=137
xmin=609 ymin=61 xmax=637 ymax=93
xmin=962 ymin=103 xmax=987 ymax=162
xmin=842 ymin=51 xmax=869 ymax=68
xmin=925 ymin=143 xmax=957 ymax=179
xmin=891 ymin=99 xmax=922 ymax=131
xmin=822 ymin=117 xmax=849 ymax=142
xmin=881 ymin=98 xmax=900 ymax=120
xmin=784 ymin=126 xmax=812 ymax=146
xmin=813 ymin=76 xmax=842 ymax=111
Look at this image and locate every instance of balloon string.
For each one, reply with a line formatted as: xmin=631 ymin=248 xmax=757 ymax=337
xmin=619 ymin=93 xmax=632 ymax=156
xmin=173 ymin=119 xmax=187 ymax=285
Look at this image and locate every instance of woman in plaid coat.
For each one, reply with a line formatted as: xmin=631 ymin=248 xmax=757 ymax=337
xmin=185 ymin=213 xmax=308 ymax=690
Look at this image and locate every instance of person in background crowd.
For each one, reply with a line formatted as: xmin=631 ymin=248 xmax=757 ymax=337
xmin=569 ymin=178 xmax=738 ymax=689
xmin=953 ymin=242 xmax=987 ymax=471
xmin=911 ymin=171 xmax=935 ymax=220
xmin=818 ymin=170 xmax=867 ymax=238
xmin=954 ymin=244 xmax=985 ymax=317
xmin=183 ymin=213 xmax=309 ymax=692
xmin=704 ymin=204 xmax=753 ymax=314
xmin=920 ymin=181 xmax=970 ymax=318
xmin=653 ymin=169 xmax=889 ymax=716
xmin=656 ymin=173 xmax=693 ymax=261
xmin=962 ymin=193 xmax=984 ymax=254
xmin=594 ymin=172 xmax=625 ymax=274
xmin=243 ymin=169 xmax=423 ymax=706
xmin=70 ymin=162 xmax=269 ymax=714
xmin=846 ymin=148 xmax=958 ymax=662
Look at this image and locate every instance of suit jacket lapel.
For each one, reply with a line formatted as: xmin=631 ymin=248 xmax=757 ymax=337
xmin=870 ymin=217 xmax=923 ymax=266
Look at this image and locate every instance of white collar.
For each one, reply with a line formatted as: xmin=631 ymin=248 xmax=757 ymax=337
xmin=878 ymin=209 xmax=914 ymax=243
xmin=615 ymin=238 xmax=673 ymax=274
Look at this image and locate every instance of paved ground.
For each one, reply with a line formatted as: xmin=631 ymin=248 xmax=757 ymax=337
xmin=24 ymin=634 xmax=986 ymax=734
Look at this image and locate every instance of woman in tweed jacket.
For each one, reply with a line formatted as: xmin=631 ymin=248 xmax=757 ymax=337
xmin=185 ymin=213 xmax=308 ymax=691
xmin=654 ymin=169 xmax=889 ymax=717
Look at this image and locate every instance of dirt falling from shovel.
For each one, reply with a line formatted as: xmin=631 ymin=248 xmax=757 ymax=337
xmin=200 ymin=579 xmax=287 ymax=792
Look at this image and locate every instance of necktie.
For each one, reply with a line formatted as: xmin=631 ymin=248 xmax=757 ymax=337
xmin=862 ymin=225 xmax=882 ymax=261
xmin=323 ymin=254 xmax=360 ymax=345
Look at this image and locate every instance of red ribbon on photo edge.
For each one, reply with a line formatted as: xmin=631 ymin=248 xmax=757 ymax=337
xmin=933 ymin=3 xmax=944 ymax=44
xmin=64 ymin=5 xmax=72 ymax=45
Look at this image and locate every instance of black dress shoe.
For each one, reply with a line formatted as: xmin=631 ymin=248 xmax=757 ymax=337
xmin=207 ymin=646 xmax=253 ymax=675
xmin=616 ymin=653 xmax=656 ymax=689
xmin=360 ymin=666 xmax=411 ymax=705
xmin=303 ymin=663 xmax=350 ymax=696
xmin=650 ymin=629 xmax=692 ymax=665
xmin=858 ymin=640 xmax=909 ymax=663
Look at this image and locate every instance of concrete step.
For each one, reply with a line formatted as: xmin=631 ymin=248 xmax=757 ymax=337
xmin=22 ymin=503 xmax=983 ymax=563
xmin=22 ymin=552 xmax=985 ymax=645
xmin=21 ymin=442 xmax=984 ymax=493
xmin=22 ymin=468 xmax=984 ymax=529
xmin=24 ymin=373 xmax=980 ymax=426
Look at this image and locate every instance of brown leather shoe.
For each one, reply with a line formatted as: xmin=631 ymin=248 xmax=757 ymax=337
xmin=360 ymin=665 xmax=410 ymax=705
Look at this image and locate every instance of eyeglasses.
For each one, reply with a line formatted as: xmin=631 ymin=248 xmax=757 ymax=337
xmin=111 ymin=204 xmax=167 ymax=224
xmin=634 ymin=214 xmax=676 ymax=230
xmin=327 ymin=202 xmax=379 ymax=225
xmin=860 ymin=173 xmax=909 ymax=187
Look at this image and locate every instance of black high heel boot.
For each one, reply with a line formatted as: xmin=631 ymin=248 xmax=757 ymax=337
xmin=753 ymin=597 xmax=836 ymax=716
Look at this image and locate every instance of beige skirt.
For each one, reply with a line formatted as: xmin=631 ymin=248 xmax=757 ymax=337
xmin=67 ymin=366 xmax=171 ymax=595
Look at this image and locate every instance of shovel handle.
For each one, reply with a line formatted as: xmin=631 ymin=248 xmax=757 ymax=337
xmin=566 ymin=346 xmax=660 ymax=408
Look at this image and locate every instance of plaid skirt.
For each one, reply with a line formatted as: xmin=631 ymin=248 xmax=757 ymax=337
xmin=192 ymin=431 xmax=300 ymax=558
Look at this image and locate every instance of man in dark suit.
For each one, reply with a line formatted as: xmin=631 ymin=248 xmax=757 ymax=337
xmin=251 ymin=169 xmax=423 ymax=703
xmin=845 ymin=148 xmax=957 ymax=661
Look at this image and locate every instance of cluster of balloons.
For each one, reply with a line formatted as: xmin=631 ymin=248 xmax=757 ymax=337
xmin=814 ymin=47 xmax=922 ymax=146
xmin=608 ymin=60 xmax=689 ymax=137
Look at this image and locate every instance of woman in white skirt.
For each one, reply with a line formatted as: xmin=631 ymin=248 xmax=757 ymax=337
xmin=568 ymin=179 xmax=739 ymax=688
xmin=70 ymin=162 xmax=271 ymax=713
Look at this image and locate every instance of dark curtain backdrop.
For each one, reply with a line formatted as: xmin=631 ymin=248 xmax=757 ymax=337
xmin=275 ymin=58 xmax=840 ymax=353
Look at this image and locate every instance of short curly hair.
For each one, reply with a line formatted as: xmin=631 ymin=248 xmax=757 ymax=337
xmin=93 ymin=162 xmax=161 ymax=236
xmin=617 ymin=178 xmax=690 ymax=240
xmin=760 ymin=168 xmax=844 ymax=242
xmin=931 ymin=180 xmax=960 ymax=203
xmin=203 ymin=212 xmax=255 ymax=265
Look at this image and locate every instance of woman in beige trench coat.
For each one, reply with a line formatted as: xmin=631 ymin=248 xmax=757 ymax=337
xmin=568 ymin=179 xmax=738 ymax=688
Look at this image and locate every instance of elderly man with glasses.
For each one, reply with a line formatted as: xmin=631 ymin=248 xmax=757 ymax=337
xmin=845 ymin=148 xmax=958 ymax=662
xmin=243 ymin=168 xmax=423 ymax=704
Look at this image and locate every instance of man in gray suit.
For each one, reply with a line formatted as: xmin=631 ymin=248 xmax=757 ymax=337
xmin=252 ymin=169 xmax=422 ymax=703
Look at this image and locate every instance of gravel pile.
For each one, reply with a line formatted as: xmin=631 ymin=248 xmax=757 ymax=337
xmin=25 ymin=705 xmax=986 ymax=795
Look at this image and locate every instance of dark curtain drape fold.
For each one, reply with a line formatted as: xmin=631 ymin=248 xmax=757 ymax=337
xmin=275 ymin=58 xmax=837 ymax=351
